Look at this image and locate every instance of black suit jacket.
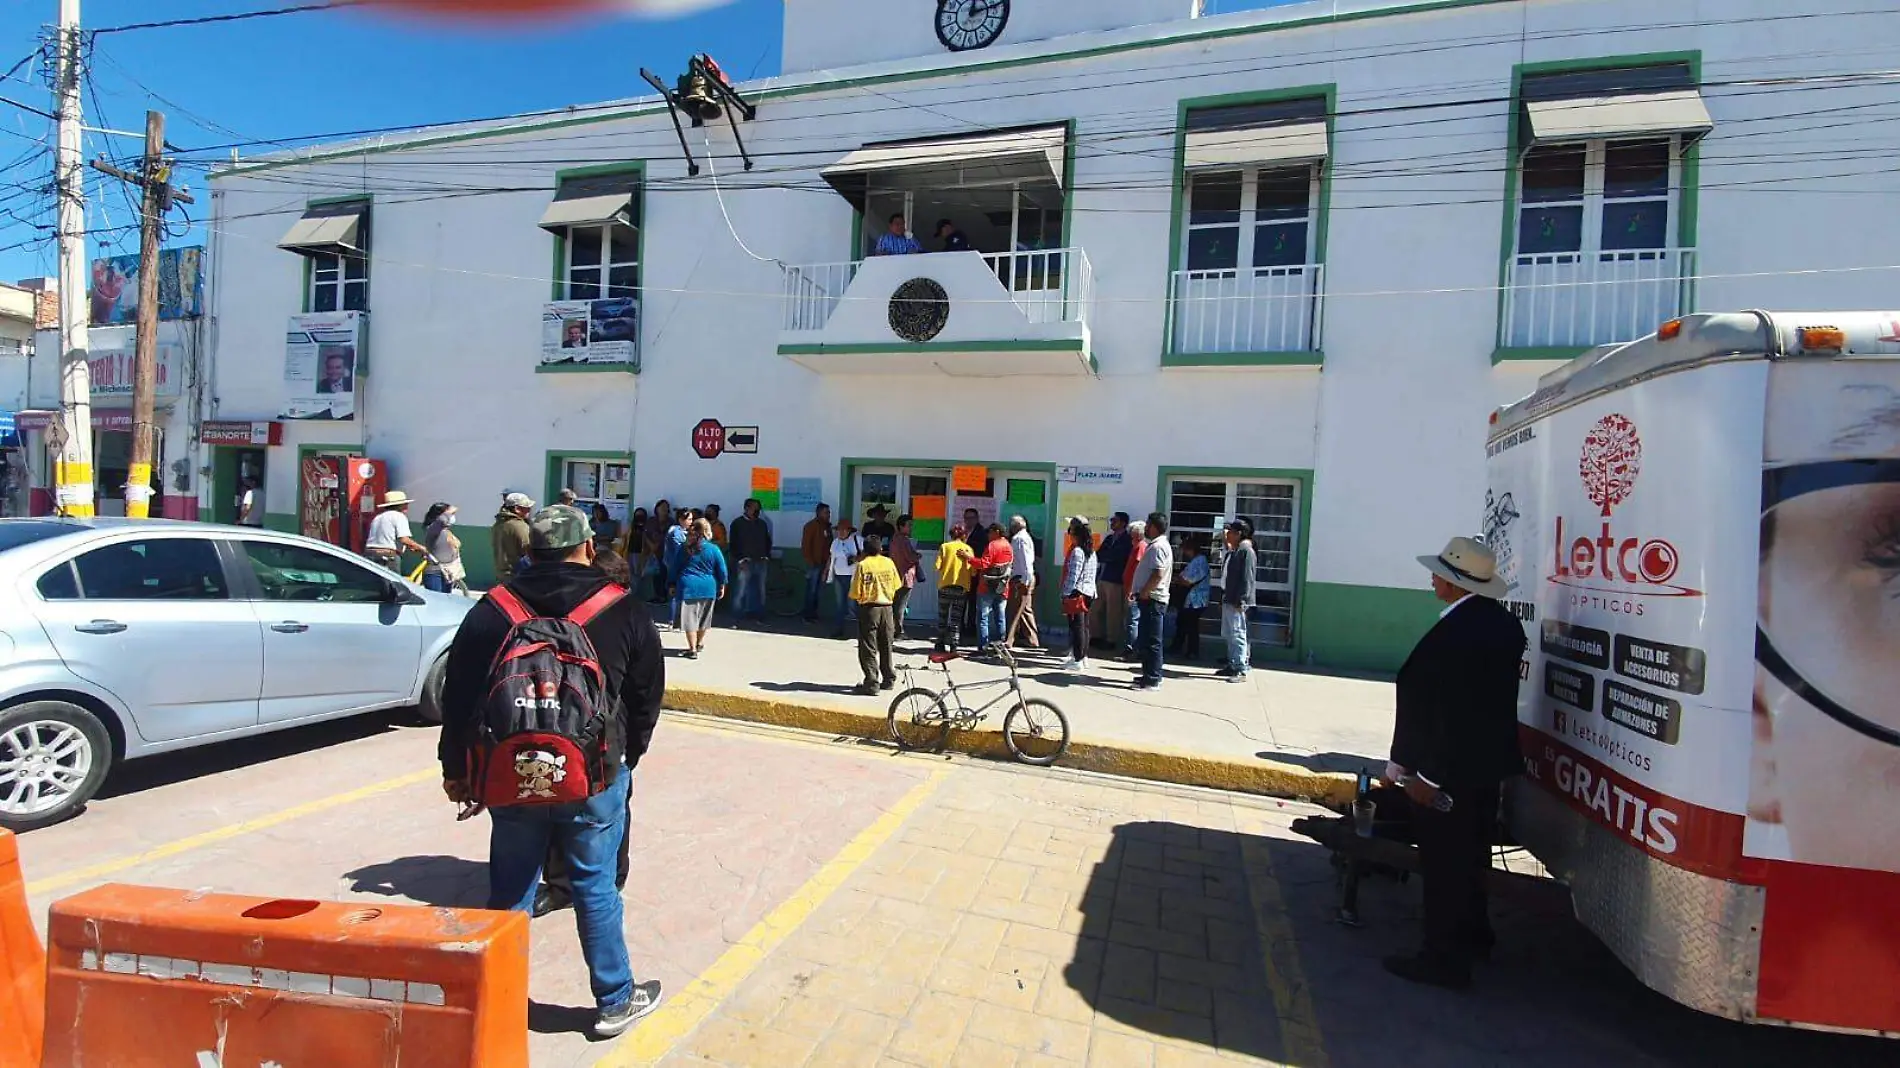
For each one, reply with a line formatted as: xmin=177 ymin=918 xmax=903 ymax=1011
xmin=1391 ymin=596 xmax=1528 ymax=792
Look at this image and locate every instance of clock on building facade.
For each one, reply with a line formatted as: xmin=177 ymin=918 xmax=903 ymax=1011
xmin=935 ymin=0 xmax=1011 ymax=52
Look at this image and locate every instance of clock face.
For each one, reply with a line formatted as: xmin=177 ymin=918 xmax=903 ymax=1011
xmin=935 ymin=0 xmax=1010 ymax=53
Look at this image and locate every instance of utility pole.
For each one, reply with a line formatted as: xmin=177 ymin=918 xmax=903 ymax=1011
xmin=52 ymin=0 xmax=92 ymax=518
xmin=90 ymin=111 xmax=190 ymax=518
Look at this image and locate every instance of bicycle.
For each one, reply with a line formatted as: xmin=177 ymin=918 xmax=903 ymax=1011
xmin=886 ymin=645 xmax=1071 ymax=766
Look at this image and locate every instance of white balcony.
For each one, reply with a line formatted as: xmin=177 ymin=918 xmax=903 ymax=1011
xmin=1501 ymin=248 xmax=1696 ymax=352
xmin=1168 ymin=265 xmax=1324 ymax=358
xmin=778 ymin=248 xmax=1094 ymax=377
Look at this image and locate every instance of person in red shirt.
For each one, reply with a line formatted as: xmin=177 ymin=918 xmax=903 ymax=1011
xmin=1121 ymin=524 xmax=1149 ymax=658
xmin=976 ymin=523 xmax=1014 ymax=654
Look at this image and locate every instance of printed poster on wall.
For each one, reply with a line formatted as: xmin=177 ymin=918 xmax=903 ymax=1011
xmin=541 ymin=299 xmax=640 ymax=368
xmin=952 ymin=494 xmax=1000 ymax=534
xmin=282 ymin=311 xmax=362 ymax=421
xmin=1060 ymin=491 xmax=1112 ymax=552
xmin=90 ymin=246 xmax=205 ymax=325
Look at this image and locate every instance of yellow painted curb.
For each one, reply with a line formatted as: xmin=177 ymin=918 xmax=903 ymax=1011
xmin=665 ymin=684 xmax=1356 ymax=807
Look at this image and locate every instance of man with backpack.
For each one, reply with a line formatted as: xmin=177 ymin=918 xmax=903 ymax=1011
xmin=438 ymin=504 xmax=666 ymax=1038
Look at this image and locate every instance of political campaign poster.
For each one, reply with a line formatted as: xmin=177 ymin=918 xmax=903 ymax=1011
xmin=541 ymin=298 xmax=640 ymax=368
xmin=283 ymin=311 xmax=362 ymax=421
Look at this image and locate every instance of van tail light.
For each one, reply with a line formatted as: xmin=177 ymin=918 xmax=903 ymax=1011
xmin=1657 ymin=319 xmax=1683 ymax=340
xmin=1799 ymin=326 xmax=1846 ymax=352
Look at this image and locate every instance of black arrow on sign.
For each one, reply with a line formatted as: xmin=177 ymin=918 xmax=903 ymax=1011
xmin=727 ymin=431 xmax=757 ymax=448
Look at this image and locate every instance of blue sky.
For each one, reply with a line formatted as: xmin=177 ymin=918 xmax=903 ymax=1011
xmin=0 ymin=0 xmax=1284 ymax=282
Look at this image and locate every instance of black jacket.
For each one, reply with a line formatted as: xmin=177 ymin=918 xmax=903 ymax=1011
xmin=728 ymin=514 xmax=773 ymax=561
xmin=1097 ymin=529 xmax=1133 ymax=583
xmin=1390 ymin=596 xmax=1527 ymax=792
xmin=437 ymin=563 xmax=665 ymax=783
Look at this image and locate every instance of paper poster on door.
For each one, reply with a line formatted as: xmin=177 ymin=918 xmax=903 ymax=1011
xmin=953 ymin=495 xmax=1000 ymax=532
xmin=1006 ymin=479 xmax=1045 ymax=506
xmin=780 ymin=477 xmax=822 ymax=513
xmin=1060 ymin=490 xmax=1111 ymax=552
xmin=911 ymin=495 xmax=947 ymax=543
xmin=953 ymin=465 xmax=988 ymax=493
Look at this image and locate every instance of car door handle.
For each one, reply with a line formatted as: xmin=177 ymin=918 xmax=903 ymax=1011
xmin=74 ymin=620 xmax=127 ymax=635
xmin=270 ymin=621 xmax=310 ymax=634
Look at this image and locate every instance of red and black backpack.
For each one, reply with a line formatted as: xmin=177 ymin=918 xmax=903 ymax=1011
xmin=468 ymin=584 xmax=626 ymax=808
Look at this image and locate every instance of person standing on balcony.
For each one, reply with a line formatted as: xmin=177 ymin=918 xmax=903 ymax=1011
xmin=935 ymin=219 xmax=971 ymax=253
xmin=874 ymin=213 xmax=922 ymax=256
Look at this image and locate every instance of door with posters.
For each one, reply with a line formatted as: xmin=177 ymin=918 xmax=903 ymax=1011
xmin=853 ymin=467 xmax=952 ymax=622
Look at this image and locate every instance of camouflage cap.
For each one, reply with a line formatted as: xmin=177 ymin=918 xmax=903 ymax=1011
xmin=528 ymin=504 xmax=594 ymax=551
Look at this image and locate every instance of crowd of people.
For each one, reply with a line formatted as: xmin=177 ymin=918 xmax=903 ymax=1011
xmin=363 ymin=484 xmax=1268 ymax=692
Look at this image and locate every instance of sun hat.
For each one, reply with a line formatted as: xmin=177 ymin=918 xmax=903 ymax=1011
xmin=378 ymin=490 xmax=412 ymax=510
xmin=1418 ymin=536 xmax=1508 ymax=598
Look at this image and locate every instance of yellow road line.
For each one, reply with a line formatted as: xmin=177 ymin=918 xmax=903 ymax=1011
xmin=601 ymin=765 xmax=950 ymax=1067
xmin=26 ymin=768 xmax=438 ymax=897
xmin=1239 ymin=837 xmax=1330 ymax=1068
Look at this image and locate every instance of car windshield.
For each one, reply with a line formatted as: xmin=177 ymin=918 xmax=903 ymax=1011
xmin=0 ymin=520 xmax=91 ymax=554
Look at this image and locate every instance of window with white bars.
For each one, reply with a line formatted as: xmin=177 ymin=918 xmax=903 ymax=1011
xmin=562 ymin=223 xmax=640 ymax=302
xmin=1517 ymin=136 xmax=1678 ymax=259
xmin=1165 ymin=477 xmax=1300 ymax=650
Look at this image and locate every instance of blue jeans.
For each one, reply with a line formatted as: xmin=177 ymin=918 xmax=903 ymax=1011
xmin=1222 ymin=604 xmax=1251 ymax=674
xmin=421 ymin=570 xmax=452 ymax=593
xmin=487 ymin=770 xmax=634 ymax=1010
xmin=976 ymin=590 xmax=1006 ymax=649
xmin=736 ymin=558 xmax=768 ymax=619
xmin=831 ymin=575 xmax=856 ymax=633
xmin=1137 ymin=599 xmax=1166 ymax=683
xmin=802 ymin=564 xmax=826 ymax=619
xmin=1126 ymin=595 xmax=1141 ymax=651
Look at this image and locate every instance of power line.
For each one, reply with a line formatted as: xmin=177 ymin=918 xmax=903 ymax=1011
xmin=90 ymin=2 xmax=365 ymax=38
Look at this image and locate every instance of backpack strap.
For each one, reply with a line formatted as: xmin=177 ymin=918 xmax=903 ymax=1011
xmin=486 ymin=585 xmax=534 ymax=626
xmin=567 ymin=584 xmax=627 ymax=627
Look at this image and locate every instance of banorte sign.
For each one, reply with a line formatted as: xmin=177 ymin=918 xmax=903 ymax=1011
xmin=1550 ymin=414 xmax=1699 ymax=600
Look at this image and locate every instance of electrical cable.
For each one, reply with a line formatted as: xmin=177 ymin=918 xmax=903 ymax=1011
xmin=90 ymin=2 xmax=369 ymax=38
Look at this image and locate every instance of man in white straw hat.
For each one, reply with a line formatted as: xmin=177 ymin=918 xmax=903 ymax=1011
xmin=1382 ymin=535 xmax=1527 ymax=990
xmin=364 ymin=489 xmax=430 ymax=571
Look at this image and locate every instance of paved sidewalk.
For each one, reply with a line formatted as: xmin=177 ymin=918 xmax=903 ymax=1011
xmin=657 ymin=619 xmax=1396 ymax=797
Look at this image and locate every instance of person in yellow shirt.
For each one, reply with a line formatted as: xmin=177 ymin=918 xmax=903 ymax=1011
xmin=850 ymin=534 xmax=902 ymax=695
xmin=934 ymin=524 xmax=977 ymax=652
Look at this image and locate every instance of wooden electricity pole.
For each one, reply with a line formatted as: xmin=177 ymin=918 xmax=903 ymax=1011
xmin=91 ymin=110 xmax=192 ymax=518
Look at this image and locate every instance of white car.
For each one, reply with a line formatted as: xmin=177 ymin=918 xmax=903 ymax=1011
xmin=0 ymin=518 xmax=473 ymax=831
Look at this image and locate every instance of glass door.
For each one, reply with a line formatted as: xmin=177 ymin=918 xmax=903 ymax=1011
xmin=903 ymin=469 xmax=951 ymax=622
xmin=1165 ymin=476 xmax=1302 ymax=654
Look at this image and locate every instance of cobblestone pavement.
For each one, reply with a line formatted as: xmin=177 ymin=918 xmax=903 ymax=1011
xmin=14 ymin=710 xmax=1896 ymax=1067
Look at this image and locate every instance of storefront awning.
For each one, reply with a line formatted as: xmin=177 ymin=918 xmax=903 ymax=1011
xmin=538 ymin=171 xmax=641 ymax=233
xmin=1184 ymin=121 xmax=1329 ymax=170
xmin=821 ymin=125 xmax=1068 ymax=206
xmin=278 ymin=201 xmax=367 ymax=255
xmin=1525 ymin=89 xmax=1713 ymax=145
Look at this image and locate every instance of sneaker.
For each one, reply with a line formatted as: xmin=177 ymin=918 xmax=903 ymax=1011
xmin=1213 ymin=664 xmax=1237 ymax=677
xmin=1076 ymin=659 xmax=1091 ymax=672
xmin=880 ymin=678 xmax=896 ymax=692
xmin=1133 ymin=677 xmax=1159 ymax=691
xmin=1226 ymin=672 xmax=1248 ymax=684
xmin=853 ymin=682 xmax=880 ymax=696
xmin=686 ymin=649 xmax=699 ymax=660
xmin=1061 ymin=658 xmax=1080 ymax=671
xmin=595 ymin=980 xmax=664 ymax=1037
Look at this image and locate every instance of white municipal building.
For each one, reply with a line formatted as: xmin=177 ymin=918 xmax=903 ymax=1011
xmin=193 ymin=0 xmax=1900 ymax=672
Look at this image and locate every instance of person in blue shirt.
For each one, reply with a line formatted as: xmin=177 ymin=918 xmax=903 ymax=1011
xmin=1168 ymin=536 xmax=1213 ymax=662
xmin=874 ymin=213 xmax=923 ymax=256
xmin=663 ymin=507 xmax=696 ymax=629
xmin=672 ymin=518 xmax=727 ymax=659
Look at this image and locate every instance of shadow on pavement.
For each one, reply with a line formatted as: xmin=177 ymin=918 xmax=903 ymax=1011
xmin=1254 ymin=749 xmax=1382 ymax=776
xmin=95 ymin=709 xmax=414 ymax=801
xmin=751 ymin=680 xmax=867 ymax=697
xmin=528 ymin=1000 xmax=603 ymax=1039
xmin=342 ymin=855 xmax=489 ymax=908
xmin=1066 ymin=820 xmax=1900 ymax=1068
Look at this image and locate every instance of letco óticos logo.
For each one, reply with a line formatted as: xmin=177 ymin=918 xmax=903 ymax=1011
xmin=1551 ymin=414 xmax=1700 ymax=598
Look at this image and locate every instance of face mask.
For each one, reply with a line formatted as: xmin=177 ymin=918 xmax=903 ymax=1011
xmin=443 ymin=514 xmax=457 ymax=526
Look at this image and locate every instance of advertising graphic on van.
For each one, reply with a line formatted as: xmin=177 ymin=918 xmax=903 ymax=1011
xmin=1551 ymin=415 xmax=1700 ymax=599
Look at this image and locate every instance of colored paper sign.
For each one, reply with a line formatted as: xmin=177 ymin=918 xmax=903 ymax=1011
xmin=755 ymin=490 xmax=781 ymax=512
xmin=1061 ymin=491 xmax=1112 ymax=555
xmin=952 ymin=465 xmax=988 ymax=493
xmin=780 ymin=477 xmax=823 ymax=512
xmin=1006 ymin=479 xmax=1045 ymax=505
xmin=912 ymin=495 xmax=947 ymax=520
xmin=913 ymin=518 xmax=946 ymax=543
xmin=751 ymin=467 xmax=781 ymax=492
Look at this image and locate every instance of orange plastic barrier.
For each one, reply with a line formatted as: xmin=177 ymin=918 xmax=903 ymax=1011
xmin=40 ymin=885 xmax=528 ymax=1068
xmin=1 ymin=828 xmax=45 ymax=1068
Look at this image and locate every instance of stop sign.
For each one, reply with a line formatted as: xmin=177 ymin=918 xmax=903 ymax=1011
xmin=692 ymin=418 xmax=725 ymax=459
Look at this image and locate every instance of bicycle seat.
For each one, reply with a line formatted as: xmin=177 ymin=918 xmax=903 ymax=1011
xmin=928 ymin=651 xmax=962 ymax=664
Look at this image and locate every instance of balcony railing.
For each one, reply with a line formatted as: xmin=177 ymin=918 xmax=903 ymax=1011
xmin=1501 ymin=248 xmax=1696 ymax=351
xmin=1169 ymin=264 xmax=1324 ymax=356
xmin=781 ymin=247 xmax=1093 ymax=332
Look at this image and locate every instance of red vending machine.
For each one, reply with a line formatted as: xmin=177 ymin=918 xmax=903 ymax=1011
xmin=298 ymin=453 xmax=387 ymax=554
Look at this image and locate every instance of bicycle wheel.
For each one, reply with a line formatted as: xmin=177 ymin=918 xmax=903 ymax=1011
xmin=887 ymin=687 xmax=953 ymax=751
xmin=1003 ymin=697 xmax=1070 ymax=766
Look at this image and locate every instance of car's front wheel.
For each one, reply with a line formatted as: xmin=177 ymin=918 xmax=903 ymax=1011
xmin=416 ymin=654 xmax=449 ymax=725
xmin=0 ymin=701 xmax=113 ymax=832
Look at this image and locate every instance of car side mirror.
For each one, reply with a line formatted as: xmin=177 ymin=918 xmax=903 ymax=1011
xmin=383 ymin=580 xmax=423 ymax=605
